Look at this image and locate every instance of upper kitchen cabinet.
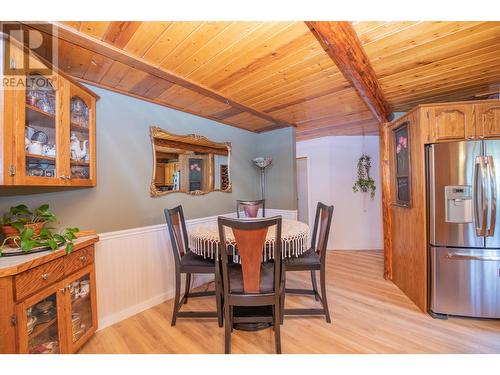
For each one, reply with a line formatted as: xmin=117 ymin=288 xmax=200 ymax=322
xmin=475 ymin=102 xmax=500 ymax=139
xmin=426 ymin=104 xmax=475 ymax=143
xmin=0 ymin=37 xmax=98 ymax=187
xmin=423 ymin=100 xmax=500 ymax=144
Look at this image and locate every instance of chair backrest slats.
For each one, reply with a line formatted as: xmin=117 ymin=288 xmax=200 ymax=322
xmin=311 ymin=203 xmax=334 ymax=257
xmin=164 ymin=205 xmax=189 ymax=265
xmin=218 ymin=216 xmax=282 ymax=295
xmin=232 ymin=227 xmax=269 ymax=293
xmin=171 ymin=212 xmax=187 ymax=257
xmin=236 ymin=200 xmax=266 ymax=218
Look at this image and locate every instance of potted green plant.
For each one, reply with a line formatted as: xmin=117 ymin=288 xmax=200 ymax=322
xmin=352 ymin=154 xmax=376 ymax=199
xmin=0 ymin=204 xmax=79 ymax=255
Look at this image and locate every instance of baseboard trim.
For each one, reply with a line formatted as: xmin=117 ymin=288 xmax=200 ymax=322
xmin=97 ymin=273 xmax=214 ymax=331
xmin=98 ymin=292 xmax=171 ymax=330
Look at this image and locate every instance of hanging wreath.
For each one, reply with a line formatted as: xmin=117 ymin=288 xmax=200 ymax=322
xmin=352 ymin=154 xmax=376 ymax=199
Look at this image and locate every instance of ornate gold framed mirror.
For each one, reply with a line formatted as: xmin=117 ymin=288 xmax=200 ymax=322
xmin=150 ymin=126 xmax=232 ymax=197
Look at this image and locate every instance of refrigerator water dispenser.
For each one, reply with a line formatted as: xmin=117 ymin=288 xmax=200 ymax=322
xmin=444 ymin=186 xmax=472 ymax=223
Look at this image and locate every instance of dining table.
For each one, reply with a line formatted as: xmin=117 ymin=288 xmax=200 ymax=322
xmin=189 ymin=218 xmax=310 ymax=261
xmin=188 ymin=217 xmax=310 ymax=330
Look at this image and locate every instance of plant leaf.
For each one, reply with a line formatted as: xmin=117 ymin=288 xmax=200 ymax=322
xmin=37 ymin=204 xmax=49 ymax=212
xmin=21 ymin=227 xmax=34 ymax=242
xmin=66 ymin=242 xmax=74 ymax=254
xmin=20 ymin=239 xmax=36 ymax=252
xmin=53 ymin=234 xmax=65 ymax=243
xmin=47 ymin=239 xmax=58 ymax=250
xmin=39 ymin=228 xmax=51 ymax=239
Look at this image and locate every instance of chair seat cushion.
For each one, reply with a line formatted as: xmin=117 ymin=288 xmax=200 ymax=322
xmin=284 ymin=248 xmax=320 ymax=268
xmin=180 ymin=250 xmax=215 ymax=269
xmin=228 ymin=262 xmax=275 ymax=293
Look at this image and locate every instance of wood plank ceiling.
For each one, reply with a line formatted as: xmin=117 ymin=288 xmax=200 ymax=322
xmin=19 ymin=21 xmax=500 ymax=140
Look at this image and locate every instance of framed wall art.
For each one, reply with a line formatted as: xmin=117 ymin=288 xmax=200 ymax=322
xmin=393 ymin=121 xmax=411 ymax=207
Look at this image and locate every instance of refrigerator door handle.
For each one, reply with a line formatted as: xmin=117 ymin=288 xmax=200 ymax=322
xmin=446 ymin=252 xmax=500 ymax=261
xmin=487 ymin=155 xmax=497 ymax=236
xmin=475 ymin=156 xmax=488 ymax=236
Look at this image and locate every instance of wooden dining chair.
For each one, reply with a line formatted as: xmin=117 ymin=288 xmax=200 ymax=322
xmin=236 ymin=199 xmax=265 ymax=218
xmin=282 ymin=202 xmax=334 ymax=323
xmin=164 ymin=205 xmax=223 ymax=327
xmin=217 ymin=216 xmax=284 ymax=354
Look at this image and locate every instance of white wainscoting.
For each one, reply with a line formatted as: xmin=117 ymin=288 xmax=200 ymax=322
xmin=95 ymin=209 xmax=297 ymax=330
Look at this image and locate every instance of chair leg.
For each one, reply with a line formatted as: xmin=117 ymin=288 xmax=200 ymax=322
xmin=280 ymin=274 xmax=286 ymax=324
xmin=224 ymin=304 xmax=232 ymax=354
xmin=183 ymin=273 xmax=191 ymax=304
xmin=320 ymin=267 xmax=331 ymax=323
xmin=230 ymin=306 xmax=234 ymax=332
xmin=271 ymin=305 xmax=275 ymax=331
xmin=171 ymin=271 xmax=181 ymax=326
xmin=274 ymin=301 xmax=282 ymax=354
xmin=280 ymin=291 xmax=285 ymax=324
xmin=311 ymin=270 xmax=319 ymax=301
xmin=216 ymin=276 xmax=223 ymax=328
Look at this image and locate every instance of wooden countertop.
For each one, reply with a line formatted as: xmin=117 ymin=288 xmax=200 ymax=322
xmin=0 ymin=235 xmax=99 ymax=277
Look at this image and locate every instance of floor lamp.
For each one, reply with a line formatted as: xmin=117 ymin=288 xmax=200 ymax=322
xmin=253 ymin=157 xmax=272 ymax=200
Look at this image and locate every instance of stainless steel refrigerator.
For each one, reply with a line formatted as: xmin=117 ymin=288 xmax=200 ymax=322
xmin=428 ymin=140 xmax=500 ymax=318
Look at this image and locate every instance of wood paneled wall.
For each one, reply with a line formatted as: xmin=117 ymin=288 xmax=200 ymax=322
xmin=381 ymin=108 xmax=428 ymax=311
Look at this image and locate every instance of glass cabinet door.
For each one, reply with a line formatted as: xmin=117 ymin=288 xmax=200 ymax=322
xmin=22 ymin=291 xmax=62 ymax=354
xmin=24 ymin=73 xmax=59 ymax=182
xmin=67 ymin=271 xmax=96 ymax=350
xmin=69 ymin=89 xmax=91 ymax=182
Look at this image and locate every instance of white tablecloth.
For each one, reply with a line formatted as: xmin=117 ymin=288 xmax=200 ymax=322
xmin=188 ymin=218 xmax=309 ymax=260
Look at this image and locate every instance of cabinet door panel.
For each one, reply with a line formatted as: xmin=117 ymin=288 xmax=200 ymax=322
xmin=19 ymin=68 xmax=66 ymax=185
xmin=63 ymin=265 xmax=97 ymax=353
xmin=16 ymin=283 xmax=67 ymax=354
xmin=68 ymin=85 xmax=96 ymax=186
xmin=428 ymin=105 xmax=474 ymax=142
xmin=476 ymin=103 xmax=500 ymax=139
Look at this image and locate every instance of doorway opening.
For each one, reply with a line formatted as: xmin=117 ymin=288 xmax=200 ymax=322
xmin=296 ymin=157 xmax=309 ymax=224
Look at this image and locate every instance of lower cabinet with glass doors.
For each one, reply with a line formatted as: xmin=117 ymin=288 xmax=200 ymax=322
xmin=0 ymin=236 xmax=98 ymax=354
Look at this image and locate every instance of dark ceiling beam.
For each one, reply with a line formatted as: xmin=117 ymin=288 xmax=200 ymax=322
xmin=20 ymin=21 xmax=294 ymax=129
xmin=305 ymin=21 xmax=392 ymax=123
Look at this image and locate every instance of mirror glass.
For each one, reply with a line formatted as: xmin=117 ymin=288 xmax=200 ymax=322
xmin=150 ymin=126 xmax=231 ymax=196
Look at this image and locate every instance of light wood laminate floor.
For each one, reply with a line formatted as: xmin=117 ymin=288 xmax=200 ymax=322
xmin=79 ymin=250 xmax=500 ymax=354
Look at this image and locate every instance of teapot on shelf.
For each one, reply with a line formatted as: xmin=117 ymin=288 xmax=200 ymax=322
xmin=70 ymin=132 xmax=88 ymax=161
xmin=26 ymin=139 xmax=44 ymax=155
xmin=26 ymin=130 xmax=48 ymax=155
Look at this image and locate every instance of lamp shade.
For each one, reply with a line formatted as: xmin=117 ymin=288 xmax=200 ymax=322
xmin=252 ymin=157 xmax=272 ymax=169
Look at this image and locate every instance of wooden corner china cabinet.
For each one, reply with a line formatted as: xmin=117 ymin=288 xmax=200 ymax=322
xmin=0 ymin=36 xmax=99 ymax=187
xmin=0 ymin=236 xmax=99 ymax=354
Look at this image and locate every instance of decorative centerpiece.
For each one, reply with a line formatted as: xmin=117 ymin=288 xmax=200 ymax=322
xmin=0 ymin=204 xmax=79 ymax=256
xmin=252 ymin=157 xmax=272 ymax=200
xmin=352 ymin=154 xmax=376 ymax=199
